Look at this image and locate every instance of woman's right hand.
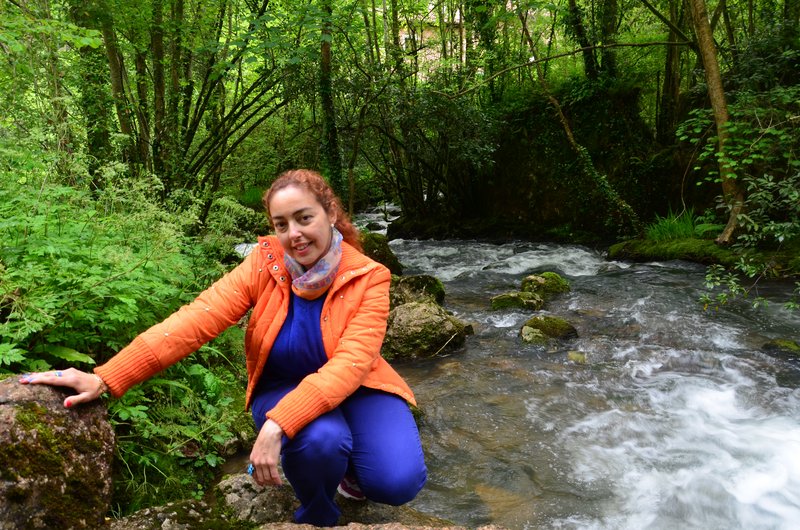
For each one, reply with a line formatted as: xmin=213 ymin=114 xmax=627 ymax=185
xmin=19 ymin=368 xmax=107 ymax=408
xmin=249 ymin=418 xmax=284 ymax=486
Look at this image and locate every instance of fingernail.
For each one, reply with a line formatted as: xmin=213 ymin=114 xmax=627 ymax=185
xmin=247 ymin=463 xmax=254 ymax=475
xmin=65 ymin=400 xmax=72 ymax=408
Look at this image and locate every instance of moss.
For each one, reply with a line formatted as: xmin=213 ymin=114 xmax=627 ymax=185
xmin=390 ymin=274 xmax=446 ymax=308
xmin=568 ymin=351 xmax=587 ymax=364
xmin=521 ymin=315 xmax=578 ymax=339
xmin=608 ymin=238 xmax=739 ymax=266
xmin=763 ymin=339 xmax=800 ymax=361
xmin=521 ymin=272 xmax=570 ymax=297
xmin=361 ymin=232 xmax=404 ymax=275
xmin=491 ymin=291 xmax=544 ymax=310
xmin=2 ymin=401 xmax=110 ymax=528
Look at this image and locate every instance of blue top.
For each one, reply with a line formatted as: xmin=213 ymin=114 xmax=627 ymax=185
xmin=258 ymin=293 xmax=327 ymax=389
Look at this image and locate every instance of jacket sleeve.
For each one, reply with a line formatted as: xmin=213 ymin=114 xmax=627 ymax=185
xmin=266 ymin=265 xmax=391 ymax=438
xmin=95 ymin=251 xmax=260 ymax=397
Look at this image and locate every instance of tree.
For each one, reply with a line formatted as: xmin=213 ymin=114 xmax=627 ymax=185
xmin=688 ymin=0 xmax=746 ymax=244
xmin=320 ymin=0 xmax=344 ymax=196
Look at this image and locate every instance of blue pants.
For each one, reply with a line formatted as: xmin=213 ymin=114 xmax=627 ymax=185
xmin=251 ymin=384 xmax=427 ymax=526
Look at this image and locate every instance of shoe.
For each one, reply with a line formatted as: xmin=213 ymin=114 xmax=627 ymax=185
xmin=337 ymin=475 xmax=366 ymax=501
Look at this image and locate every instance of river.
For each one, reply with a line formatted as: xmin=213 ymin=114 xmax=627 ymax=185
xmin=370 ymin=219 xmax=800 ymax=529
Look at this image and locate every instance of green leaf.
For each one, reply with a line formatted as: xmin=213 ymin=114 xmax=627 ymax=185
xmin=40 ymin=345 xmax=96 ymax=365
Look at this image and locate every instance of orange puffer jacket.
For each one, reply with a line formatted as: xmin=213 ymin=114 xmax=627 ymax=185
xmin=94 ymin=235 xmax=415 ymax=438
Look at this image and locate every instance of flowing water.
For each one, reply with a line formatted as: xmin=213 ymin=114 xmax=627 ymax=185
xmin=357 ymin=210 xmax=800 ymax=530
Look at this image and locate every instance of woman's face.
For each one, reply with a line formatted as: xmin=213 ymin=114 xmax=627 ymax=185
xmin=269 ymin=185 xmax=336 ymax=269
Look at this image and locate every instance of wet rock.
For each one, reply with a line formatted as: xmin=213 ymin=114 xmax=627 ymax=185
xmin=382 ymin=302 xmax=469 ymax=360
xmin=520 ymin=272 xmax=570 ymax=298
xmin=567 ymin=350 xmax=587 ymax=364
xmin=0 ymin=377 xmax=115 ymax=530
xmin=520 ymin=316 xmax=578 ymax=345
xmin=390 ymin=275 xmax=446 ymax=309
xmin=362 ymin=232 xmax=404 ymax=275
xmin=763 ymin=338 xmax=800 ymax=361
xmin=490 ymin=291 xmax=544 ymax=311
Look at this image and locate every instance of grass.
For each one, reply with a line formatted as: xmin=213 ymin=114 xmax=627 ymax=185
xmin=645 ymin=208 xmax=724 ymax=241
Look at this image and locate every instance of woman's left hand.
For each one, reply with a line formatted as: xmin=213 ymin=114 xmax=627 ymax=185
xmin=249 ymin=418 xmax=284 ymax=486
xmin=19 ymin=368 xmax=106 ymax=408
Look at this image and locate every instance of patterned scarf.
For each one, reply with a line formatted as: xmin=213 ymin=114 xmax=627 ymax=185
xmin=283 ymin=226 xmax=343 ymax=300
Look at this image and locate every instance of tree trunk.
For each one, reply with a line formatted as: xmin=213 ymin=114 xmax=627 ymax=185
xmin=67 ymin=0 xmax=114 ymax=186
xmin=599 ymin=0 xmax=618 ymax=77
xmin=152 ymin=0 xmax=167 ymax=178
xmin=656 ymin=0 xmax=683 ymax=144
xmin=567 ymin=0 xmax=599 ymax=79
xmin=688 ymin=0 xmax=745 ymax=245
xmin=98 ymin=8 xmax=138 ymax=166
xmin=320 ymin=0 xmax=343 ymax=196
xmin=133 ymin=50 xmax=151 ymax=171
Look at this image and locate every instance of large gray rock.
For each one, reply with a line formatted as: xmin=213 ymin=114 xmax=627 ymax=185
xmin=0 ymin=377 xmax=115 ymax=529
xmin=109 ymin=473 xmax=475 ymax=529
xmin=382 ymin=302 xmax=469 ymax=361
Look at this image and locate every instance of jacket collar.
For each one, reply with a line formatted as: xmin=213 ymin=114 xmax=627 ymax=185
xmin=257 ymin=235 xmax=378 ymax=293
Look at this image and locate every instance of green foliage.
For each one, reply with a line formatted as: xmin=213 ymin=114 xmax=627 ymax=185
xmin=645 ymin=209 xmax=700 ymax=241
xmin=677 ymin=81 xmax=800 ymax=310
xmin=0 ymin=178 xmax=207 ymax=371
xmin=109 ymin=333 xmax=251 ymax=514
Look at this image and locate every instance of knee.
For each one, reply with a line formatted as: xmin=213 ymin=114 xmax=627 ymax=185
xmin=363 ymin=464 xmax=427 ymax=506
xmin=285 ymin=419 xmax=352 ymax=464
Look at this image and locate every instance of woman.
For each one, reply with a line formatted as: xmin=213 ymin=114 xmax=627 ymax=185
xmin=19 ymin=169 xmax=427 ymax=526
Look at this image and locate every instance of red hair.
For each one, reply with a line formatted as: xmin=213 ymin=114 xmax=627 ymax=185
xmin=263 ymin=169 xmax=362 ymax=252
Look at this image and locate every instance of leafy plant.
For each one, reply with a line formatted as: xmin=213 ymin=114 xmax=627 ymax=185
xmin=109 ymin=335 xmax=251 ymax=514
xmin=678 ymin=83 xmax=800 ymax=310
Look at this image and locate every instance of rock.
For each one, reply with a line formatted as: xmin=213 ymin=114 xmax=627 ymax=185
xmin=520 ymin=272 xmax=570 ymax=298
xmin=390 ymin=275 xmax=446 ymax=309
xmin=519 ymin=316 xmax=578 ymax=344
xmin=0 ymin=377 xmax=115 ymax=530
xmin=567 ymin=351 xmax=587 ymax=364
xmin=490 ymin=291 xmax=544 ymax=311
xmin=763 ymin=339 xmax=800 ymax=361
xmin=382 ymin=302 xmax=469 ymax=361
xmin=519 ymin=327 xmax=548 ymax=345
xmin=362 ymin=232 xmax=404 ymax=275
xmin=110 ymin=473 xmax=473 ymax=529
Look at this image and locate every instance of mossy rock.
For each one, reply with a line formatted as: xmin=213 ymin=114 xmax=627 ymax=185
xmin=382 ymin=302 xmax=469 ymax=361
xmin=567 ymin=350 xmax=588 ymax=364
xmin=361 ymin=232 xmax=404 ymax=275
xmin=520 ymin=316 xmax=578 ymax=344
xmin=490 ymin=291 xmax=544 ymax=311
xmin=763 ymin=339 xmax=800 ymax=362
xmin=390 ymin=274 xmax=446 ymax=309
xmin=607 ymin=238 xmax=739 ymax=266
xmin=520 ymin=272 xmax=571 ymax=298
xmin=0 ymin=379 xmax=115 ymax=529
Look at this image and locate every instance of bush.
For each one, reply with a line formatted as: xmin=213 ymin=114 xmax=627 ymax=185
xmin=0 ymin=169 xmax=251 ymax=515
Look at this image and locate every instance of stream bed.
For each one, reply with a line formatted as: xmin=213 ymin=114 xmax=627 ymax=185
xmin=385 ymin=236 xmax=800 ymax=530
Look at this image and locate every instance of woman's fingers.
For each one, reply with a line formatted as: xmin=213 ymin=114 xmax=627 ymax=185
xmin=19 ymin=368 xmax=102 ymax=407
xmin=19 ymin=369 xmax=74 ymax=387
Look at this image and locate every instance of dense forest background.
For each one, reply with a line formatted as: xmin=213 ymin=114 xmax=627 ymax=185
xmin=1 ymin=0 xmax=798 ymax=515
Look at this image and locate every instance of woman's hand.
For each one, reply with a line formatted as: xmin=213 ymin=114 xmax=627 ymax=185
xmin=19 ymin=368 xmax=107 ymax=408
xmin=249 ymin=418 xmax=284 ymax=486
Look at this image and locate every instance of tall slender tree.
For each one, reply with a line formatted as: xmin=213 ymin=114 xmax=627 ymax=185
xmin=688 ymin=0 xmax=745 ymax=244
